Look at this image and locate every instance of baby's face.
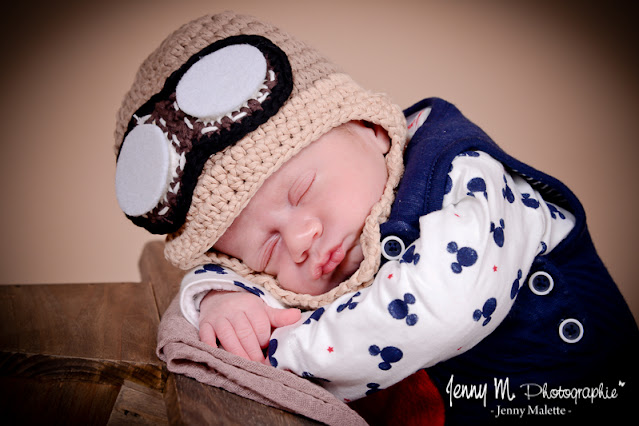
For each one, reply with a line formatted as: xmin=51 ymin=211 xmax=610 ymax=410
xmin=214 ymin=121 xmax=390 ymax=295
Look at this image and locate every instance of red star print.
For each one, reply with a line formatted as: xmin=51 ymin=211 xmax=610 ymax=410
xmin=327 ymin=346 xmax=334 ymax=353
xmin=387 ymin=274 xmax=393 ymax=279
xmin=493 ymin=265 xmax=498 ymax=272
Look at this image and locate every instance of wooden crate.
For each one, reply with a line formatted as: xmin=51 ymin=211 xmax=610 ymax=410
xmin=0 ymin=241 xmax=318 ymax=425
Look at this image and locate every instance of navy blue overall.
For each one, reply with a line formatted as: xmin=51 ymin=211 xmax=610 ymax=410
xmin=379 ymin=98 xmax=638 ymax=424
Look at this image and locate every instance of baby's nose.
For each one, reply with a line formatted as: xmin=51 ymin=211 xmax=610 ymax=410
xmin=284 ymin=217 xmax=322 ymax=263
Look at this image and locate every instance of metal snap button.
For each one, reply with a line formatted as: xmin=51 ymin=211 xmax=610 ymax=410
xmin=528 ymin=271 xmax=554 ymax=296
xmin=381 ymin=236 xmax=406 ymax=261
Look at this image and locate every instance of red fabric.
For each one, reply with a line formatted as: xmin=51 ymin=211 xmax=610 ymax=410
xmin=348 ymin=370 xmax=444 ymax=425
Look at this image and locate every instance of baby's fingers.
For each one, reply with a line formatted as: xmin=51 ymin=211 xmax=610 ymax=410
xmin=216 ymin=314 xmax=265 ymax=362
xmin=199 ymin=322 xmax=217 ymax=348
xmin=246 ymin=309 xmax=272 ymax=349
xmin=266 ymin=306 xmax=302 ymax=328
xmin=215 ymin=317 xmax=252 ymax=360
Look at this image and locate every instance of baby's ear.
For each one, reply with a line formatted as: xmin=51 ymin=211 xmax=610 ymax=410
xmin=362 ymin=121 xmax=391 ymax=155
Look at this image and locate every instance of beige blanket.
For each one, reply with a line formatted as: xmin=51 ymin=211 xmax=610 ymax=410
xmin=156 ymin=296 xmax=366 ymax=425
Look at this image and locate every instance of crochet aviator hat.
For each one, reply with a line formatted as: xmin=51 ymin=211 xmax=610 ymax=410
xmin=114 ymin=12 xmax=407 ymax=309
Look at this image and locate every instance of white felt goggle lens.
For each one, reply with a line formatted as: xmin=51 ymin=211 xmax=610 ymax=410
xmin=176 ymin=44 xmax=267 ymax=119
xmin=115 ymin=124 xmax=173 ymax=217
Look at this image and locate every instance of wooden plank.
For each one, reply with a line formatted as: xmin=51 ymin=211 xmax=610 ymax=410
xmin=0 ymin=352 xmax=165 ymax=391
xmin=164 ymin=373 xmax=320 ymax=425
xmin=107 ymin=380 xmax=168 ymax=425
xmin=0 ymin=281 xmax=160 ymax=364
xmin=0 ymin=376 xmax=120 ymax=425
xmin=0 ymin=278 xmax=167 ymax=422
xmin=138 ymin=241 xmax=184 ymax=318
xmin=0 ymin=242 xmax=322 ymax=425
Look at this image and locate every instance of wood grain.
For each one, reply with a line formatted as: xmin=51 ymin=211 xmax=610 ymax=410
xmin=107 ymin=380 xmax=168 ymax=425
xmin=0 ymin=241 xmax=320 ymax=425
xmin=0 ymin=376 xmax=120 ymax=425
xmin=0 ymin=282 xmax=160 ymax=363
xmin=0 ymin=352 xmax=165 ymax=391
xmin=138 ymin=240 xmax=183 ymax=318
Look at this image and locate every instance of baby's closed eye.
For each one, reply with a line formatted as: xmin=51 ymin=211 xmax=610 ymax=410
xmin=289 ymin=169 xmax=316 ymax=206
xmin=259 ymin=233 xmax=280 ymax=272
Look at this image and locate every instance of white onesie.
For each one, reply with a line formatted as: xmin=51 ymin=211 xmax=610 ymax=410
xmin=179 ymin=149 xmax=574 ymax=402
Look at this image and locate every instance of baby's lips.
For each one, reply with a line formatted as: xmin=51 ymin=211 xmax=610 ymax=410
xmin=319 ymin=246 xmax=346 ymax=277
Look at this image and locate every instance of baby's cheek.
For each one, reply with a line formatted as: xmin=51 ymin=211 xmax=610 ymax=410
xmin=339 ymin=244 xmax=364 ymax=279
xmin=347 ymin=243 xmax=364 ymax=266
xmin=274 ymin=267 xmax=306 ymax=294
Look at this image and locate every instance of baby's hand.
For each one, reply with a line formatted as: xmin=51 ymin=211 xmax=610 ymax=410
xmin=198 ymin=291 xmax=301 ymax=363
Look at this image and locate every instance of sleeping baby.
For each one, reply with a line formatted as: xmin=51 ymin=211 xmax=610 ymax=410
xmin=114 ymin=11 xmax=638 ymax=425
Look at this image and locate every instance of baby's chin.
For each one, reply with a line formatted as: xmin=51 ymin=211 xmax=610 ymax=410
xmin=321 ymin=243 xmax=365 ymax=293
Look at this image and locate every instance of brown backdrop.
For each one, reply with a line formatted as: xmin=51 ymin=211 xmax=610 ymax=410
xmin=0 ymin=0 xmax=636 ymax=322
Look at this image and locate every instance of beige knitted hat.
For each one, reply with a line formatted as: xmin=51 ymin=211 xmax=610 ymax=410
xmin=114 ymin=12 xmax=407 ymax=309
